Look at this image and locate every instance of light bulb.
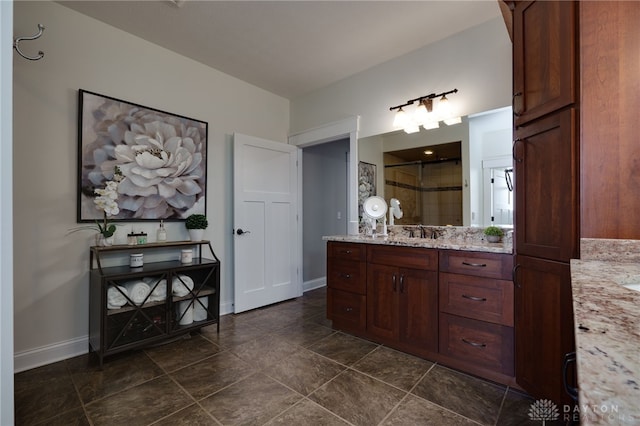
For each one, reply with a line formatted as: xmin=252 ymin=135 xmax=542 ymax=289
xmin=393 ymin=108 xmax=408 ymax=129
xmin=438 ymin=95 xmax=452 ymax=118
xmin=414 ymin=102 xmax=428 ymax=125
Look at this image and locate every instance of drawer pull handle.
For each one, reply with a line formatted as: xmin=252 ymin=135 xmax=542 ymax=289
xmin=462 ymin=338 xmax=486 ymax=348
xmin=342 ymin=250 xmax=352 ymax=254
xmin=340 ymin=273 xmax=351 ymax=279
xmin=345 ymin=307 xmax=353 ymax=312
xmin=399 ymin=274 xmax=405 ymax=293
xmin=462 ymin=294 xmax=487 ymax=302
xmin=392 ymin=274 xmax=397 ymax=291
xmin=462 ymin=261 xmax=487 ymax=267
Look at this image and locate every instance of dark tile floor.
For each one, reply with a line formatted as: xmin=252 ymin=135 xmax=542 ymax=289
xmin=14 ymin=287 xmax=539 ymax=426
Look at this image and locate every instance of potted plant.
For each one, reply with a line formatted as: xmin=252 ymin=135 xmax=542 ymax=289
xmin=185 ymin=214 xmax=208 ymax=241
xmin=484 ymin=225 xmax=504 ymax=243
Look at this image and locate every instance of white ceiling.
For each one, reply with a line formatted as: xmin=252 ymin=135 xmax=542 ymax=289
xmin=57 ymin=1 xmax=502 ymax=99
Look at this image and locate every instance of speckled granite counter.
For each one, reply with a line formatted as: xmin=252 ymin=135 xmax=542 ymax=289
xmin=323 ymin=225 xmax=513 ymax=254
xmin=570 ymin=239 xmax=640 ymax=425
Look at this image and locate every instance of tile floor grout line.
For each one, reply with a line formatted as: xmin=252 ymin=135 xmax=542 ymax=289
xmin=493 ymin=385 xmax=513 ymax=426
xmin=404 ymin=363 xmax=487 ymax=426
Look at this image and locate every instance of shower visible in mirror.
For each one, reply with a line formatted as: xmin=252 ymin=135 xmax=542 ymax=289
xmin=385 ymin=142 xmax=462 ymax=226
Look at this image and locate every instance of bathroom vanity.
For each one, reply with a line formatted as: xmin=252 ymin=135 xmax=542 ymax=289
xmin=325 ymin=227 xmax=516 ymax=386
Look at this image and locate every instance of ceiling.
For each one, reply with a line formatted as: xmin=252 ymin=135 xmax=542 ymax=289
xmin=57 ymin=1 xmax=502 ymax=99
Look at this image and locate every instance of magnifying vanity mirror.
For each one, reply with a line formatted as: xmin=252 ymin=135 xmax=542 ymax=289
xmin=358 ymin=106 xmax=513 ymax=228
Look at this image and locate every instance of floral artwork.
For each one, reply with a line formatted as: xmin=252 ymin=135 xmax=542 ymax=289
xmin=358 ymin=161 xmax=376 ymax=225
xmin=77 ymin=90 xmax=207 ymax=222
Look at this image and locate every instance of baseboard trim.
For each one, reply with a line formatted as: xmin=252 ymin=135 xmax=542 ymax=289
xmin=303 ymin=277 xmax=326 ymax=292
xmin=14 ymin=293 xmax=318 ymax=372
xmin=14 ymin=335 xmax=88 ymax=373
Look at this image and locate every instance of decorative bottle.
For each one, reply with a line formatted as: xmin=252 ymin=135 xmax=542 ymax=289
xmin=157 ymin=220 xmax=167 ymax=242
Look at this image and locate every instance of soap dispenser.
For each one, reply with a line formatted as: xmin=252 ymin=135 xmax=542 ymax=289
xmin=157 ymin=220 xmax=167 ymax=242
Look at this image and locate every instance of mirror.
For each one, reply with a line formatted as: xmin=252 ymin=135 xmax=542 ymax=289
xmin=358 ymin=107 xmax=513 ymax=227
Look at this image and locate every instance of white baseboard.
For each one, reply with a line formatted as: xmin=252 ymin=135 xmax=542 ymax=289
xmin=14 ymin=335 xmax=88 ymax=373
xmin=14 ymin=293 xmax=318 ymax=373
xmin=303 ymin=277 xmax=326 ymax=292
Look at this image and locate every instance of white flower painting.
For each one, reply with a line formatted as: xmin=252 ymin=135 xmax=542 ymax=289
xmin=78 ymin=90 xmax=207 ymax=221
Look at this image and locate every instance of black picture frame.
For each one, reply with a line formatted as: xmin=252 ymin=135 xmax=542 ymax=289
xmin=77 ymin=89 xmax=208 ymax=222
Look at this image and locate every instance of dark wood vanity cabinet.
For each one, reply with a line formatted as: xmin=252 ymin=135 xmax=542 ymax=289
xmin=366 ymin=246 xmax=438 ymax=355
xmin=327 ymin=241 xmax=515 ymax=386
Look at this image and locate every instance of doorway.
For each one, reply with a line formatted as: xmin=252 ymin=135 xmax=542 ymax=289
xmin=302 ymin=140 xmax=349 ymax=291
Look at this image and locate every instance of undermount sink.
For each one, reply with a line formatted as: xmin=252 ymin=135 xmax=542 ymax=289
xmin=615 ymin=276 xmax=640 ymax=292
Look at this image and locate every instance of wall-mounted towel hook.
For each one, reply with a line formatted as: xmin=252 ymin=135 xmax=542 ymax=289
xmin=14 ymin=24 xmax=45 ymax=61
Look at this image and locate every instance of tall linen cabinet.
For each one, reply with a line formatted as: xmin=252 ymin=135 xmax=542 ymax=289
xmin=511 ymin=0 xmax=579 ymax=408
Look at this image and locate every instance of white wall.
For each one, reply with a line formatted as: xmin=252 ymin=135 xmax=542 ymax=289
xmin=1 ymin=0 xmax=15 ymax=421
xmin=13 ymin=1 xmax=289 ymax=371
xmin=290 ymin=16 xmax=512 ymax=139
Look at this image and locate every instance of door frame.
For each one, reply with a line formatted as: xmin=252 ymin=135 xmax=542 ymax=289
xmin=289 ymin=116 xmax=360 ymax=244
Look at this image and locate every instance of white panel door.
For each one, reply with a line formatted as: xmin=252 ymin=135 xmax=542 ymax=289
xmin=233 ymin=133 xmax=300 ymax=313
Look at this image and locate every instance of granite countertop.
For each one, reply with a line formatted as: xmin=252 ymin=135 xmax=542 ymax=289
xmin=323 ymin=225 xmax=513 ymax=254
xmin=570 ymin=239 xmax=640 ymax=425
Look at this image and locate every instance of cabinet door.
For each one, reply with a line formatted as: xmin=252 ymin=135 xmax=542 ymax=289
xmin=514 ymin=109 xmax=578 ymax=262
xmin=102 ymin=272 xmax=170 ymax=351
xmin=514 ymin=255 xmax=575 ymax=406
xmin=366 ymin=263 xmax=398 ymax=341
xmin=513 ymin=0 xmax=577 ymax=126
xmin=171 ymin=265 xmax=219 ymax=331
xmin=398 ymin=268 xmax=438 ymax=352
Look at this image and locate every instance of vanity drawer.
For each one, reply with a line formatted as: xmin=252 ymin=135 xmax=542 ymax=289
xmin=327 ymin=258 xmax=366 ymax=294
xmin=327 ymin=241 xmax=366 ymax=262
xmin=439 ymin=250 xmax=513 ymax=280
xmin=439 ymin=313 xmax=514 ymax=376
xmin=367 ymin=245 xmax=438 ymax=271
xmin=327 ymin=288 xmax=366 ymax=331
xmin=439 ymin=272 xmax=514 ymax=326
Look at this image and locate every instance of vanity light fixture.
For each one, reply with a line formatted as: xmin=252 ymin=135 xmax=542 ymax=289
xmin=390 ymin=88 xmax=461 ymax=133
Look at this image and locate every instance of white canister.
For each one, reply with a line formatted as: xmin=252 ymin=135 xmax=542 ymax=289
xmin=181 ymin=249 xmax=193 ymax=264
xmin=130 ymin=253 xmax=144 ymax=268
xmin=192 ymin=297 xmax=209 ymax=322
xmin=177 ymin=300 xmax=194 ymax=325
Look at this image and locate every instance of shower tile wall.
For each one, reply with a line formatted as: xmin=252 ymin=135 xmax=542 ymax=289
xmin=422 ymin=161 xmax=462 ymax=226
xmin=385 ymin=161 xmax=462 ymax=226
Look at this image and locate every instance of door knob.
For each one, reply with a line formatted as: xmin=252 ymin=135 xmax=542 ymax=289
xmin=236 ymin=228 xmax=251 ymax=235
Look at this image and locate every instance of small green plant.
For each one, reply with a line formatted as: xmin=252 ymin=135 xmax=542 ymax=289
xmin=185 ymin=214 xmax=208 ymax=230
xmin=483 ymin=226 xmax=504 ymax=237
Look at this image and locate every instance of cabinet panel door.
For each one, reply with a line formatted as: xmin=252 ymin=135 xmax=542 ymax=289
xmin=513 ymin=0 xmax=577 ymax=126
xmin=366 ymin=263 xmax=398 ymax=340
xmin=514 ymin=109 xmax=578 ymax=262
xmin=514 ymin=255 xmax=575 ymax=406
xmin=398 ymin=268 xmax=438 ymax=352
